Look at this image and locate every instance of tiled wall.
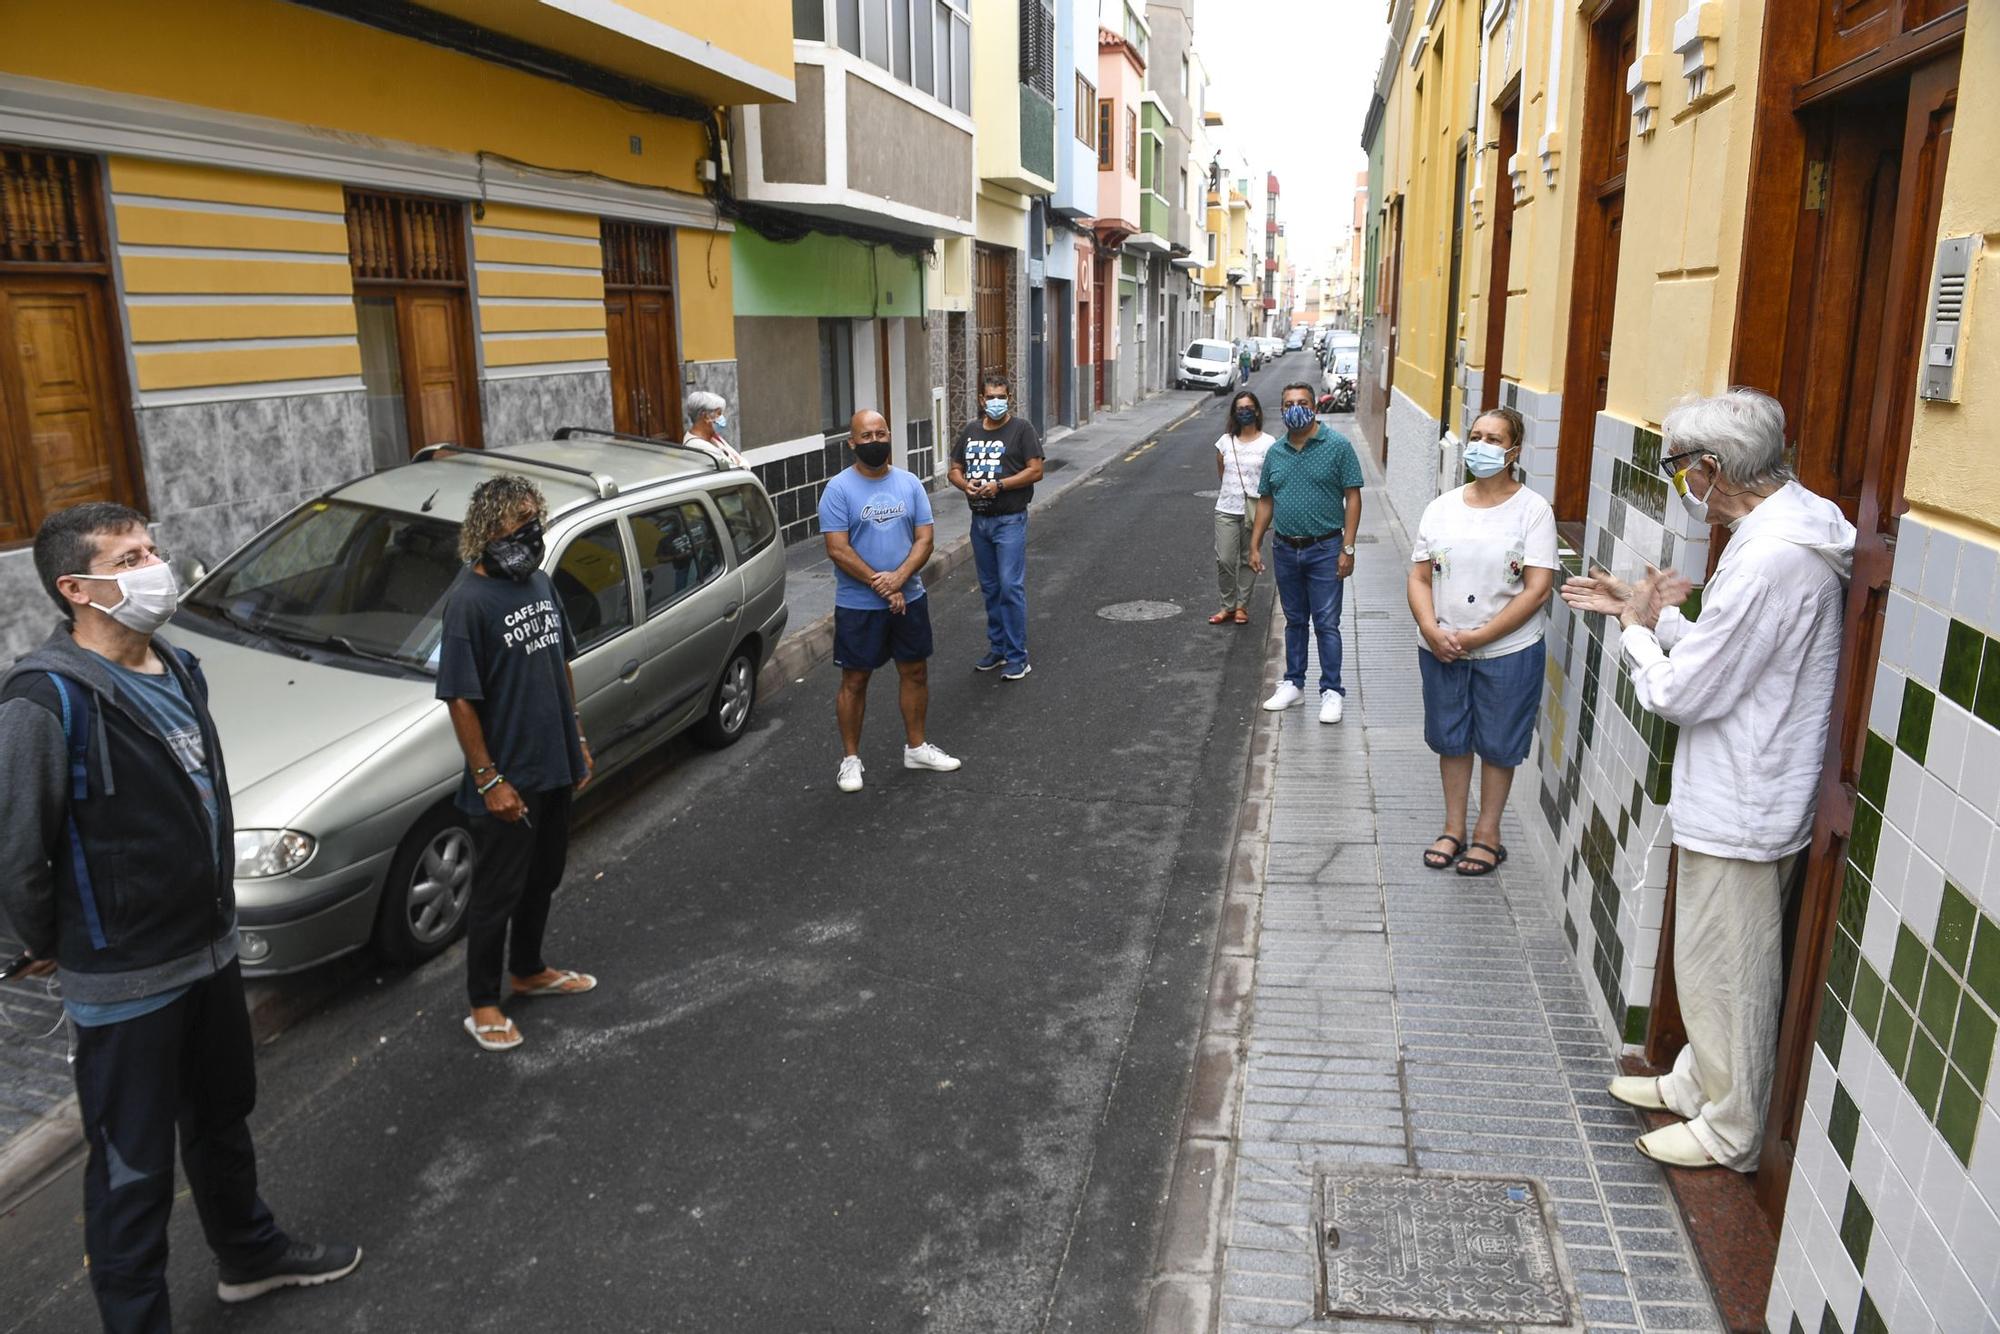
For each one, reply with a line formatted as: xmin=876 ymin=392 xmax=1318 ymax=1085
xmin=1529 ymin=411 xmax=1714 ymax=1048
xmin=749 ymin=418 xmax=938 ymax=548
xmin=1765 ymin=513 xmax=2000 ymax=1334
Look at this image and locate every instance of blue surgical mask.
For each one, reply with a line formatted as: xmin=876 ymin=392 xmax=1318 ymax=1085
xmin=1233 ymin=406 xmax=1258 ymax=427
xmin=1463 ymin=441 xmax=1510 ymax=478
xmin=713 ymin=414 xmax=728 ymax=432
xmin=983 ymin=397 xmax=1009 ymax=419
xmin=1282 ymin=404 xmax=1316 ymax=432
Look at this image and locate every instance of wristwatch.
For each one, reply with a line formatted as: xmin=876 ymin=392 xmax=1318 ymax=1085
xmin=1341 ymin=543 xmax=1357 ymax=556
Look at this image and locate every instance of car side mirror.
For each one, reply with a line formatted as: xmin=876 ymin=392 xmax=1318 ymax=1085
xmin=172 ymin=551 xmax=209 ymax=589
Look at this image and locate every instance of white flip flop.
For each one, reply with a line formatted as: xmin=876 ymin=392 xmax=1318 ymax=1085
xmin=512 ymin=969 xmax=598 ymax=997
xmin=463 ymin=1015 xmax=523 ymax=1051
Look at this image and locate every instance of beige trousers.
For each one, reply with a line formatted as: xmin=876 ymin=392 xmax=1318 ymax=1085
xmin=1214 ymin=510 xmax=1257 ymax=608
xmin=1656 ymin=847 xmax=1795 ymax=1172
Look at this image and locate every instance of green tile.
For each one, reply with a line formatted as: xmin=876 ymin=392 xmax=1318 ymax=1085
xmin=1889 ymin=924 xmax=1927 ymax=1002
xmin=1906 ymin=1029 xmax=1947 ymax=1116
xmin=1977 ymin=637 xmax=2000 ymax=730
xmin=1838 ymin=867 xmax=1871 ymax=943
xmin=1972 ymin=915 xmax=2000 ymax=1014
xmin=1917 ymin=957 xmax=1960 ymax=1042
xmin=1854 ymin=1292 xmax=1888 ymax=1334
xmin=1897 ymin=681 xmax=1934 ymax=764
xmin=1952 ymin=994 xmax=1995 ymax=1091
xmin=1941 ymin=619 xmax=1983 ymax=709
xmin=1819 ymin=1305 xmax=1847 ymax=1334
xmin=1623 ymin=1004 xmax=1649 ymax=1045
xmin=1859 ymin=731 xmax=1894 ymax=809
xmin=1848 ymin=801 xmax=1882 ymax=880
xmin=1853 ymin=961 xmax=1885 ymax=1036
xmin=1790 ymin=1315 xmax=1807 ymax=1334
xmin=1938 ymin=1068 xmax=1980 ymax=1165
xmin=1830 ymin=928 xmax=1862 ymax=1005
xmin=1878 ymin=994 xmax=1914 ymax=1070
xmin=1838 ymin=1183 xmax=1874 ymax=1272
xmin=1935 ymin=883 xmax=1976 ymax=974
xmin=1829 ymin=1082 xmax=1861 ymax=1167
xmin=1817 ymin=990 xmax=1847 ymax=1062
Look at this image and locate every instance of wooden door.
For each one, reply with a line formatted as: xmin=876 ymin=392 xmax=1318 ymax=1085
xmin=0 ymin=275 xmax=136 ymax=544
xmin=400 ymin=292 xmax=477 ymax=449
xmin=602 ymin=220 xmax=682 ymax=439
xmin=1442 ymin=146 xmax=1468 ymax=430
xmin=975 ymin=244 xmax=1011 ymax=387
xmin=606 ymin=293 xmax=637 ymax=433
xmin=1591 ymin=199 xmax=1624 ymax=416
xmin=1480 ymin=96 xmax=1519 ymax=412
xmin=1756 ymin=55 xmax=1956 ymax=1222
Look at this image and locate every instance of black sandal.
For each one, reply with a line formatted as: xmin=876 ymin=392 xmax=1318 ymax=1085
xmin=1456 ymin=842 xmax=1508 ymax=876
xmin=1422 ymin=835 xmax=1465 ymax=870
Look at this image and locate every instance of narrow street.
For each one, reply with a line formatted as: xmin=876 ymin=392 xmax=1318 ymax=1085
xmin=0 ymin=364 xmax=1311 ymax=1334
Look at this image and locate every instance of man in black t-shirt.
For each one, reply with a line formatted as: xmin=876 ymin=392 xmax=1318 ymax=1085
xmin=436 ymin=475 xmax=597 ymax=1053
xmin=949 ymin=371 xmax=1045 ymax=680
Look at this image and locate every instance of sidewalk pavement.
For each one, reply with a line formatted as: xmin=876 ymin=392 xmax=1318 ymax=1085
xmin=1194 ymin=434 xmax=1725 ymax=1332
xmin=0 ymin=385 xmax=1213 ymax=1215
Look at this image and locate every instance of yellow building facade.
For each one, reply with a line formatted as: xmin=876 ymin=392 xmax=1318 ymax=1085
xmin=0 ymin=0 xmax=786 ymax=654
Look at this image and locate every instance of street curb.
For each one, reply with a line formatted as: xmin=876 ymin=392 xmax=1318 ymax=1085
xmin=1141 ymin=609 xmax=1283 ymax=1334
xmin=754 ymin=400 xmax=1202 ymax=705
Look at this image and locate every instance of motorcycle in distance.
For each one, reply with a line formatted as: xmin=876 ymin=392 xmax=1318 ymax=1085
xmin=1329 ymin=373 xmax=1356 ymax=413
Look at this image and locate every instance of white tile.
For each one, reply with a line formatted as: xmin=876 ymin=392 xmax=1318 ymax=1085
xmin=1813 ymin=1216 xmax=1864 ymax=1323
xmin=1958 ymin=540 xmax=1999 ymax=635
xmin=1949 ymin=1188 xmax=2000 ymax=1287
xmin=1902 ymin=853 xmax=1946 ymax=943
xmin=1910 ymin=601 xmax=1950 ymax=687
xmin=1874 ymin=821 xmax=1913 ymax=912
xmin=1960 ymin=717 xmax=2000 ymax=821
xmin=1969 ymin=1103 xmax=2000 ymax=1215
xmin=1920 ymin=1132 xmax=1971 ymax=1231
xmin=1902 ymin=1203 xmax=1956 ymax=1299
xmin=1865 ymin=1245 xmax=1911 ymax=1334
xmin=1986 ymin=824 xmax=2000 ymax=918
xmin=1946 ymin=796 xmax=1994 ymax=892
xmin=1861 ymin=897 xmax=1900 ymax=977
xmin=1894 ymin=518 xmax=1932 ymax=592
xmin=1808 ymin=1048 xmax=1839 ymax=1125
xmin=1890 ymin=1090 xmax=1936 ymax=1185
xmin=1914 ymin=773 xmax=1957 ymax=871
xmin=1925 ymin=1252 xmax=1994 ymax=1334
xmin=1872 ymin=665 xmax=1908 ymax=739
xmin=1872 ymin=1148 xmax=1920 ymax=1254
xmin=1929 ymin=699 xmax=1971 ymax=792
xmin=1886 ymin=749 xmax=1926 ymax=839
xmin=1883 ymin=588 xmax=1918 ymax=670
xmin=1923 ymin=529 xmax=1963 ymax=607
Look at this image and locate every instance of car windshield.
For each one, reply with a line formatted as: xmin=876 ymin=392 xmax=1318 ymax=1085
xmin=1190 ymin=342 xmax=1232 ymax=362
xmin=183 ymin=499 xmax=463 ymax=672
xmin=1333 ymin=351 xmax=1358 ymax=374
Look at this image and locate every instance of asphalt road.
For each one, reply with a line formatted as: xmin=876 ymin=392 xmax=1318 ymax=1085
xmin=0 ymin=356 xmax=1317 ymax=1334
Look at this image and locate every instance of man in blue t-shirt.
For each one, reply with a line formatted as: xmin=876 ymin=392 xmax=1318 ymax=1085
xmin=818 ymin=409 xmax=962 ymax=793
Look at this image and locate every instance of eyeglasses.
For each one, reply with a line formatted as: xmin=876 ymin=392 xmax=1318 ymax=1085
xmin=87 ymin=547 xmax=169 ymax=574
xmin=1657 ymin=451 xmax=1704 ymax=479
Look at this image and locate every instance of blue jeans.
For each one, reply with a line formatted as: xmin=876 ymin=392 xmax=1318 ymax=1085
xmin=1272 ymin=537 xmax=1345 ymax=694
xmin=971 ymin=511 xmax=1029 ymax=666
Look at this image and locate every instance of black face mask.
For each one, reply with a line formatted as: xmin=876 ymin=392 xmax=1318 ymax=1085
xmin=854 ymin=440 xmax=892 ymax=468
xmin=482 ymin=517 xmax=544 ymax=582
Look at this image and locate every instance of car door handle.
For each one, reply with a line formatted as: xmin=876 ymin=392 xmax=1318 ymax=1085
xmin=619 ymin=658 xmax=640 ymax=681
xmin=723 ymin=601 xmax=741 ymax=619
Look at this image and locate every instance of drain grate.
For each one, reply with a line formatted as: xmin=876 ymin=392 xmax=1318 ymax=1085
xmin=1314 ymin=1166 xmax=1575 ymax=1328
xmin=1095 ymin=600 xmax=1183 ymax=621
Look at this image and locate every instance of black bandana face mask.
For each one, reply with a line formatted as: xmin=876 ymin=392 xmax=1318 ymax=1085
xmin=483 ymin=517 xmax=545 ymax=582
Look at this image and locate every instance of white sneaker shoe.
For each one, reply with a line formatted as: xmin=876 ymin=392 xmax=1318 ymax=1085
xmin=1319 ymin=690 xmax=1344 ymax=724
xmin=836 ymin=755 xmax=864 ymax=792
xmin=903 ymin=743 xmax=962 ymax=772
xmin=1262 ymin=682 xmax=1303 ymax=711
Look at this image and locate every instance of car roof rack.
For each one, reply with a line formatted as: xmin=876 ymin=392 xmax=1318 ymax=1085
xmin=413 ymin=443 xmax=619 ymax=499
xmin=552 ymin=426 xmax=727 ymax=473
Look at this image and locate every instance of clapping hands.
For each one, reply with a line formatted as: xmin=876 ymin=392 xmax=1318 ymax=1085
xmin=1560 ymin=565 xmax=1692 ymax=628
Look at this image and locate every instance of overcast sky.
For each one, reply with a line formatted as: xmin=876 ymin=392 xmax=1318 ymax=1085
xmin=1192 ymin=0 xmax=1385 ymax=272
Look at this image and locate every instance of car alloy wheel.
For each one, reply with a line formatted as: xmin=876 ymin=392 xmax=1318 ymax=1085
xmin=695 ymin=647 xmax=757 ymax=749
xmin=407 ymin=826 xmax=474 ymax=944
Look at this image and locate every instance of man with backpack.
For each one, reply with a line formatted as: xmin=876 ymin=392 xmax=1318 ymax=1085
xmin=0 ymin=502 xmax=359 ymax=1333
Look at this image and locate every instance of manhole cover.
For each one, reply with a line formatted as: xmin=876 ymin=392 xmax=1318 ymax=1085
xmin=1096 ymin=600 xmax=1183 ymax=621
xmin=1314 ymin=1167 xmax=1574 ymax=1327
xmin=1193 ymin=488 xmax=1219 ymax=498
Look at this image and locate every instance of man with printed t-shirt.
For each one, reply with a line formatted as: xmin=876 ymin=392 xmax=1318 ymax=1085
xmin=437 ymin=475 xmax=598 ymax=1054
xmin=950 ymin=372 xmax=1045 ymax=680
xmin=820 ymin=409 xmax=963 ymax=793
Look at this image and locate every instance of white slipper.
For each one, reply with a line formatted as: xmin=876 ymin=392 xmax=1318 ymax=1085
xmin=1636 ymin=1121 xmax=1717 ymax=1168
xmin=512 ymin=969 xmax=597 ymax=997
xmin=1608 ymin=1075 xmax=1668 ymax=1111
xmin=463 ymin=1015 xmax=522 ymax=1051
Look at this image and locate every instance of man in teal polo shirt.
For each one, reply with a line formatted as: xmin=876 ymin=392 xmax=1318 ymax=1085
xmin=1248 ymin=382 xmax=1365 ymax=722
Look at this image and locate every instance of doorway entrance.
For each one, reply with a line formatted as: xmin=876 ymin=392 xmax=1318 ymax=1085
xmin=602 ymin=220 xmax=682 ymax=440
xmin=1480 ymin=90 xmax=1519 ymax=413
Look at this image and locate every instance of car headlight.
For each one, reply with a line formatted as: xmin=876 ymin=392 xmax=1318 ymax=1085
xmin=233 ymin=829 xmax=317 ymax=878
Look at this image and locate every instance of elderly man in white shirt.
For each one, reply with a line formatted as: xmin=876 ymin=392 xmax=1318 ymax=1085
xmin=1562 ymin=388 xmax=1854 ymax=1172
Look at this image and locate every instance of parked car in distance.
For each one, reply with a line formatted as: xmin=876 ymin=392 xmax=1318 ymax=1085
xmin=1323 ymin=346 xmax=1360 ymax=394
xmin=1180 ymin=338 xmax=1239 ymax=393
xmin=171 ymin=429 xmax=789 ymax=976
xmin=1258 ymin=336 xmax=1285 ymax=360
xmin=1285 ymin=329 xmax=1309 ymax=352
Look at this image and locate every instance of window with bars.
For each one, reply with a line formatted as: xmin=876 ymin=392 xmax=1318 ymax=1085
xmin=601 ymin=220 xmax=673 ymax=290
xmin=1018 ymin=0 xmax=1055 ymax=99
xmin=1125 ymin=109 xmax=1138 ymax=176
xmin=1076 ymin=74 xmax=1097 ymax=146
xmin=0 ymin=146 xmax=106 ymax=266
xmin=1098 ymin=101 xmax=1114 ymax=170
xmin=344 ymin=190 xmax=466 ymax=284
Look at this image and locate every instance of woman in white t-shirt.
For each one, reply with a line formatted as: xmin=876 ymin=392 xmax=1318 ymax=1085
xmin=1407 ymin=406 xmax=1559 ymax=876
xmin=684 ymin=390 xmax=747 ymax=468
xmin=1210 ymin=390 xmax=1275 ymax=625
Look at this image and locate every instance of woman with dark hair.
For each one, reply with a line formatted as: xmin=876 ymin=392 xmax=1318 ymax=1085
xmin=1407 ymin=405 xmax=1558 ymax=876
xmin=1210 ymin=389 xmax=1274 ymax=625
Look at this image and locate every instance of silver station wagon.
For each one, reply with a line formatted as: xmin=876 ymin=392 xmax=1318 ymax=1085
xmin=169 ymin=429 xmax=788 ymax=975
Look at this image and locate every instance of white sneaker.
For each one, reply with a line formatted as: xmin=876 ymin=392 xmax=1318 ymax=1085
xmin=1319 ymin=691 xmax=1344 ymax=724
xmin=836 ymin=755 xmax=865 ymax=792
xmin=1262 ymin=682 xmax=1303 ymax=711
xmin=903 ymin=742 xmax=962 ymax=772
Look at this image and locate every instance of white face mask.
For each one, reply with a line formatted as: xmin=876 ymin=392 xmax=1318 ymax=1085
xmin=1673 ymin=462 xmax=1712 ymax=525
xmin=72 ymin=561 xmax=181 ymax=635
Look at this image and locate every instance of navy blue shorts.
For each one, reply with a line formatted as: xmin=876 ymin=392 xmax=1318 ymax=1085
xmin=1416 ymin=638 xmax=1546 ymax=767
xmin=833 ymin=596 xmax=934 ymax=671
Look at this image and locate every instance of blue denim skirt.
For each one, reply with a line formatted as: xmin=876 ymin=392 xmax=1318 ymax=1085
xmin=1416 ymin=638 xmax=1546 ymax=767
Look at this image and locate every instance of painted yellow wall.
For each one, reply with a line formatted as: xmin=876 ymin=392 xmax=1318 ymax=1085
xmin=7 ymin=0 xmax=710 ymax=196
xmin=676 ymin=228 xmax=736 ymax=362
xmin=973 ymin=0 xmax=1024 ymax=182
xmin=472 ymin=206 xmax=606 ymax=369
xmin=934 ymin=237 xmax=973 ymax=314
xmin=580 ymin=0 xmax=795 ymax=80
xmin=1904 ymin=0 xmax=2000 ymax=541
